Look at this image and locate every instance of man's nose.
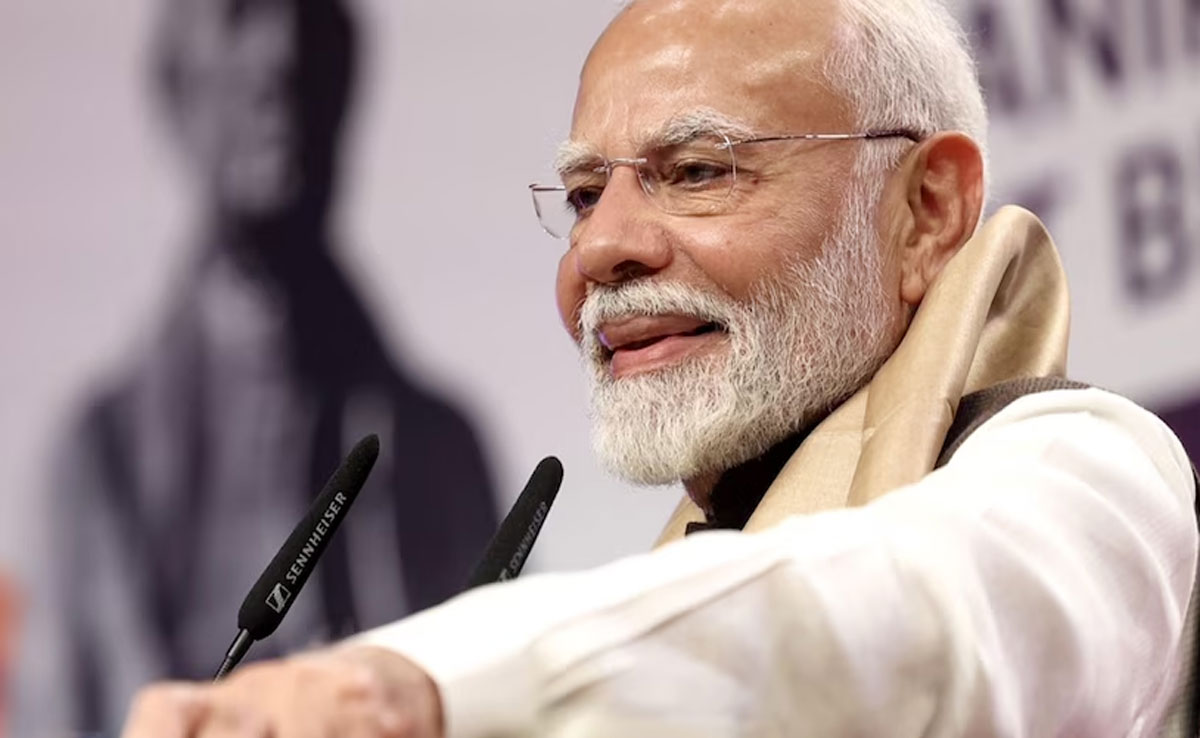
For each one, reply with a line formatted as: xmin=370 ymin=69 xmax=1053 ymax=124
xmin=572 ymin=167 xmax=673 ymax=284
xmin=233 ymin=5 xmax=300 ymax=92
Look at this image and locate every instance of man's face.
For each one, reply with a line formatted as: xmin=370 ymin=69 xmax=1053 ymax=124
xmin=556 ymin=0 xmax=906 ymax=486
xmin=162 ymin=0 xmax=353 ymax=224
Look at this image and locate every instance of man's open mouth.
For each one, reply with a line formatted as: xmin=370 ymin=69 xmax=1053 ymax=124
xmin=604 ymin=322 xmax=721 ymax=355
xmin=595 ymin=315 xmax=728 ymax=373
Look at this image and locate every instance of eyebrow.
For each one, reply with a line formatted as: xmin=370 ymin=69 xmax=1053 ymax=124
xmin=553 ymin=108 xmax=758 ymax=177
xmin=553 ymin=140 xmax=601 ymax=178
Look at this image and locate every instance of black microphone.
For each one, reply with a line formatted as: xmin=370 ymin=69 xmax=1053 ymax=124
xmin=213 ymin=434 xmax=380 ymax=680
xmin=465 ymin=456 xmax=563 ymax=589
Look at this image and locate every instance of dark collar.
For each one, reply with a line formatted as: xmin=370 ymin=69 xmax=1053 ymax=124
xmin=684 ymin=428 xmax=811 ymax=535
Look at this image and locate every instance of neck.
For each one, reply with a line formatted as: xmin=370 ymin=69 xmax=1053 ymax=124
xmin=186 ymin=214 xmax=382 ymax=384
xmin=202 ymin=210 xmax=329 ymax=275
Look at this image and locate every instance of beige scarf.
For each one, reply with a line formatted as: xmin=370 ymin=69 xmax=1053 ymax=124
xmin=655 ymin=205 xmax=1071 ymax=543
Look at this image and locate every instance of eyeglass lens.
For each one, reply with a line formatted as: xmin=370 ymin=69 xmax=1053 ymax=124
xmin=533 ymin=136 xmax=736 ymax=239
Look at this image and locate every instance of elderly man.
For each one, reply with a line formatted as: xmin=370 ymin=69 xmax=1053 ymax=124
xmin=121 ymin=0 xmax=1198 ymax=735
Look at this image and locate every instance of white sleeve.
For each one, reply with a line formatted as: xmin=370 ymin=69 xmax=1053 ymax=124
xmin=355 ymin=389 xmax=1198 ymax=738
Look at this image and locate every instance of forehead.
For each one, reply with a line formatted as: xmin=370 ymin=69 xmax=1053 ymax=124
xmin=571 ymin=0 xmax=852 ymax=153
xmin=161 ymin=0 xmax=303 ymax=73
xmin=166 ymin=0 xmax=294 ymax=32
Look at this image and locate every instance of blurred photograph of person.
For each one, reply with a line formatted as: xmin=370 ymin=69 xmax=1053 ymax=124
xmin=34 ymin=0 xmax=498 ymax=732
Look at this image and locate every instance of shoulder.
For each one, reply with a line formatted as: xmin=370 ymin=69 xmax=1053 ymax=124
xmin=949 ymin=386 xmax=1196 ymax=509
xmin=57 ymin=378 xmax=134 ymax=462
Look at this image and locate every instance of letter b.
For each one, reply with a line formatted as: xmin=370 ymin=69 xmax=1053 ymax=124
xmin=1117 ymin=144 xmax=1191 ymax=303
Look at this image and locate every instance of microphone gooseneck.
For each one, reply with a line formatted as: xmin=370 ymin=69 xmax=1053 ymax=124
xmin=466 ymin=456 xmax=563 ymax=589
xmin=213 ymin=433 xmax=380 ymax=680
xmin=214 ymin=629 xmax=252 ymax=681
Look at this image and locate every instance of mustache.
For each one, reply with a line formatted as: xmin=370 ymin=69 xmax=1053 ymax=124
xmin=578 ymin=281 xmax=739 ymax=355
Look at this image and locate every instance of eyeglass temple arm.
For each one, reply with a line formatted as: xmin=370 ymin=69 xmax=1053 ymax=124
xmin=865 ymin=128 xmax=923 ymax=142
xmin=724 ymin=128 xmax=924 ymax=147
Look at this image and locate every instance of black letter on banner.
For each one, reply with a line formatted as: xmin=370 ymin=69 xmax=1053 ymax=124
xmin=1117 ymin=144 xmax=1190 ymax=303
xmin=1041 ymin=0 xmax=1128 ymax=96
xmin=969 ymin=0 xmax=1028 ymax=114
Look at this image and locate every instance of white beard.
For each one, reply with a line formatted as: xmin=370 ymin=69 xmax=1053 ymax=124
xmin=579 ymin=177 xmax=897 ymax=486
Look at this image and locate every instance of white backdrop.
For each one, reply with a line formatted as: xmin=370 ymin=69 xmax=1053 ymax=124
xmin=2 ymin=0 xmax=1199 ymax=592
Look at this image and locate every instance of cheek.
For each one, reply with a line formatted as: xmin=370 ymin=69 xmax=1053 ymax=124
xmin=678 ymin=225 xmax=761 ymax=298
xmin=678 ymin=161 xmax=850 ymax=297
xmin=178 ymin=102 xmax=229 ymax=176
xmin=555 ymin=250 xmax=585 ymax=342
xmin=676 ymin=208 xmax=827 ymax=299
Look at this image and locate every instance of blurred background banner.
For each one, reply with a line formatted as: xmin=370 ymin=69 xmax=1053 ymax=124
xmin=963 ymin=0 xmax=1200 ymax=401
xmin=1 ymin=0 xmax=1197 ymax=735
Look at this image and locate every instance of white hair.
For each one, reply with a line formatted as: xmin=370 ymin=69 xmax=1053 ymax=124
xmin=824 ymin=0 xmax=989 ymax=196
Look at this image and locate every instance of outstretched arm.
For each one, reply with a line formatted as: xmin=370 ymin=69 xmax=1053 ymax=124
xmin=122 ymin=389 xmax=1198 ymax=737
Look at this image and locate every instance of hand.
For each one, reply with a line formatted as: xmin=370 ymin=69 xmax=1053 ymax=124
xmin=121 ymin=646 xmax=443 ymax=738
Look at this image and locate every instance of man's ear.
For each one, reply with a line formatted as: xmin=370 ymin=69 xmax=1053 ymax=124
xmin=896 ymin=132 xmax=985 ymax=306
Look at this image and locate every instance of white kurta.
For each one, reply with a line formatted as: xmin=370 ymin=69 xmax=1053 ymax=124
xmin=357 ymin=388 xmax=1198 ymax=737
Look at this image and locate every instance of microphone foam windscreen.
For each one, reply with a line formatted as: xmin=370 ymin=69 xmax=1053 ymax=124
xmin=237 ymin=434 xmax=380 ymax=639
xmin=466 ymin=456 xmax=563 ymax=589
